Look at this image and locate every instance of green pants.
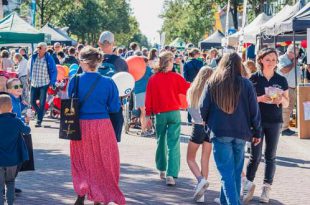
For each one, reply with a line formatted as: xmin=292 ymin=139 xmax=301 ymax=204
xmin=155 ymin=110 xmax=181 ymax=178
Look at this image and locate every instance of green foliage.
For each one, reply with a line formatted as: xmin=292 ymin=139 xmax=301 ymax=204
xmin=160 ymin=0 xmax=216 ymax=45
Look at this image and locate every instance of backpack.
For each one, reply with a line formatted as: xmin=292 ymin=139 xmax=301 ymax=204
xmin=98 ymin=55 xmax=117 ymax=77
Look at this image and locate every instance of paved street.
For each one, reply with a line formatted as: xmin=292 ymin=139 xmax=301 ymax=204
xmin=14 ymin=113 xmax=310 ymax=205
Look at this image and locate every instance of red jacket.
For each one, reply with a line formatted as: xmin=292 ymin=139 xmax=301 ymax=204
xmin=145 ymin=72 xmax=190 ymax=116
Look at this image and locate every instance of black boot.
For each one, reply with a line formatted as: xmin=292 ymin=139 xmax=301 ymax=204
xmin=74 ymin=195 xmax=85 ymax=205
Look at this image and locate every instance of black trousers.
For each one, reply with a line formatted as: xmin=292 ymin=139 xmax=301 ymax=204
xmin=246 ymin=122 xmax=282 ymax=185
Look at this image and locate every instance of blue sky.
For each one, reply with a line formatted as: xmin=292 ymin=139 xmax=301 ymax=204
xmin=130 ymin=0 xmax=165 ymax=44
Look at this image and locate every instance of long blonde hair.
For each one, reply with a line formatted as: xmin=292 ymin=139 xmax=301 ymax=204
xmin=208 ymin=52 xmax=242 ymax=114
xmin=187 ymin=66 xmax=213 ymax=109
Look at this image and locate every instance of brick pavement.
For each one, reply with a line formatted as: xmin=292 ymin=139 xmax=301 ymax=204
xmin=13 ymin=114 xmax=310 ymax=205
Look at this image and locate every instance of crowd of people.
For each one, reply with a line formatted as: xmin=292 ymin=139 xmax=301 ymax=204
xmin=0 ymin=29 xmax=309 ymax=205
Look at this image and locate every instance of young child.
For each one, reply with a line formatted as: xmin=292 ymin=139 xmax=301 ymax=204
xmin=6 ymin=78 xmax=30 ymax=123
xmin=0 ymin=94 xmax=30 ymax=205
xmin=186 ymin=66 xmax=213 ymax=203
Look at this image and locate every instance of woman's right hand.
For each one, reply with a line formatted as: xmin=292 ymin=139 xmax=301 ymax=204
xmin=258 ymin=95 xmax=272 ymax=104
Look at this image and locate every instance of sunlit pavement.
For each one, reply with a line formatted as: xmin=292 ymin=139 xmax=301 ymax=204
xmin=14 ymin=112 xmax=310 ymax=204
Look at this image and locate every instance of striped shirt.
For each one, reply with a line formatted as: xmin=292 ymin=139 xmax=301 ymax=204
xmin=31 ymin=56 xmax=50 ymax=87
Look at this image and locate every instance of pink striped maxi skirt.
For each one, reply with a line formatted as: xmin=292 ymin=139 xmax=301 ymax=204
xmin=70 ymin=119 xmax=126 ymax=204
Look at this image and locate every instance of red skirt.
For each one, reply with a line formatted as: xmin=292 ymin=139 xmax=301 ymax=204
xmin=70 ymin=119 xmax=126 ymax=204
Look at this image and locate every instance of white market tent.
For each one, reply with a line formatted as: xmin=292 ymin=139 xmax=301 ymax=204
xmin=274 ymin=2 xmax=310 ymax=35
xmin=227 ymin=13 xmax=271 ymax=45
xmin=260 ymin=2 xmax=302 ymax=36
xmin=40 ymin=23 xmax=77 ymax=46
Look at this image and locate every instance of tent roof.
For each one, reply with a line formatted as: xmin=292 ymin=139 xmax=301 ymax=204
xmin=41 ymin=23 xmax=76 ymax=45
xmin=0 ymin=12 xmax=46 ymax=44
xmin=228 ymin=13 xmax=271 ymax=44
xmin=0 ymin=12 xmax=39 ymax=33
xmin=200 ymin=30 xmax=224 ymax=44
xmin=199 ymin=30 xmax=224 ymax=50
xmin=226 ymin=13 xmax=271 ymax=45
xmin=261 ymin=2 xmax=302 ymax=36
xmin=169 ymin=37 xmax=185 ymax=48
xmin=275 ymin=2 xmax=310 ymax=34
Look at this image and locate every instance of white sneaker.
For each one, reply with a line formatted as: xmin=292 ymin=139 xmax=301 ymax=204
xmin=214 ymin=198 xmax=220 ymax=204
xmin=193 ymin=178 xmax=209 ymax=201
xmin=196 ymin=194 xmax=204 ymax=203
xmin=159 ymin=171 xmax=165 ymax=180
xmin=242 ymin=179 xmax=255 ymax=204
xmin=166 ymin=176 xmax=176 ymax=186
xmin=260 ymin=183 xmax=271 ymax=203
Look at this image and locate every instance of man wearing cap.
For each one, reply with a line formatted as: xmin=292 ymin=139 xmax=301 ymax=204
xmin=98 ymin=31 xmax=128 ymax=142
xmin=277 ymin=45 xmax=300 ymax=136
xmin=28 ymin=42 xmax=57 ymax=127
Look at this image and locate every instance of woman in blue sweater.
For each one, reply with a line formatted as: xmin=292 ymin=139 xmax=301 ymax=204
xmin=68 ymin=47 xmax=125 ymax=205
xmin=200 ymin=53 xmax=262 ymax=205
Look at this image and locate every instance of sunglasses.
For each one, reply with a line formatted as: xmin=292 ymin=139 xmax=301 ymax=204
xmin=37 ymin=47 xmax=42 ymax=50
xmin=11 ymin=84 xmax=23 ymax=89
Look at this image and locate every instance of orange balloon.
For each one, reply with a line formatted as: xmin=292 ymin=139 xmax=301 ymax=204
xmin=56 ymin=65 xmax=67 ymax=81
xmin=126 ymin=56 xmax=146 ymax=81
xmin=179 ymin=94 xmax=188 ymax=109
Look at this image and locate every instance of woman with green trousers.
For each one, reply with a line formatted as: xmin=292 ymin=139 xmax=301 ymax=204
xmin=145 ymin=51 xmax=190 ymax=186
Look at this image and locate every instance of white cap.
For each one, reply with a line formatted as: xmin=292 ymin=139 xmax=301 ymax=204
xmin=37 ymin=42 xmax=47 ymax=48
xmin=99 ymin=31 xmax=114 ymax=44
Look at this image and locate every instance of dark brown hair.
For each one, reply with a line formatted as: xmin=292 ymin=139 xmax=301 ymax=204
xmin=256 ymin=48 xmax=278 ymax=71
xmin=148 ymin=48 xmax=157 ymax=61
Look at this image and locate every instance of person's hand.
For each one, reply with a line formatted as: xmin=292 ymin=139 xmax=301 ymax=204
xmin=25 ymin=116 xmax=30 ymax=124
xmin=252 ymin=137 xmax=261 ymax=146
xmin=272 ymin=94 xmax=283 ymax=106
xmin=22 ymin=100 xmax=29 ymax=106
xmin=51 ymin=84 xmax=57 ymax=90
xmin=307 ymin=65 xmax=310 ymax=73
xmin=258 ymin=95 xmax=272 ymax=104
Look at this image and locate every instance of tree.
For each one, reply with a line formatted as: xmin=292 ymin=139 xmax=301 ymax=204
xmin=160 ymin=0 xmax=216 ymax=45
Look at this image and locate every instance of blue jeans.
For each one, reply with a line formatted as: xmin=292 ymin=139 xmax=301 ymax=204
xmin=0 ymin=166 xmax=17 ymax=205
xmin=212 ymin=137 xmax=245 ymax=205
xmin=30 ymin=85 xmax=49 ymax=123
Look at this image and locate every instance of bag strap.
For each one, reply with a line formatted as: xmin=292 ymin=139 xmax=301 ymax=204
xmin=72 ymin=75 xmax=79 ymax=98
xmin=80 ymin=75 xmax=101 ymax=107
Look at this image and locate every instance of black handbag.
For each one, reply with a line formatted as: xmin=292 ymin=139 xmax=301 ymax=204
xmin=59 ymin=75 xmax=101 ymax=140
xmin=20 ymin=134 xmax=35 ymax=172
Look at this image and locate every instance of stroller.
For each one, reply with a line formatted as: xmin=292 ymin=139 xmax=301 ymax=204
xmin=44 ymin=65 xmax=69 ymax=119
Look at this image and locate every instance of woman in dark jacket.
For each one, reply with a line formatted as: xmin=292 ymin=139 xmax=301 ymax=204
xmin=200 ymin=52 xmax=262 ymax=205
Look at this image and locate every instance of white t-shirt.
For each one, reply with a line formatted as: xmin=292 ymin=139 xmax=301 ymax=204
xmin=17 ymin=58 xmax=28 ymax=77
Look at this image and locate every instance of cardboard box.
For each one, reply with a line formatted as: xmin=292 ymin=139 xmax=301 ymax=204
xmin=297 ymin=85 xmax=310 ymax=139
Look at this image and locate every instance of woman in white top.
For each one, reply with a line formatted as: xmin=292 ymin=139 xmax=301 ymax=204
xmin=186 ymin=66 xmax=213 ymax=203
xmin=13 ymin=53 xmax=29 ymax=103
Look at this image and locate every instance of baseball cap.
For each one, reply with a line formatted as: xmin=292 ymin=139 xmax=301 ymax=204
xmin=99 ymin=31 xmax=114 ymax=44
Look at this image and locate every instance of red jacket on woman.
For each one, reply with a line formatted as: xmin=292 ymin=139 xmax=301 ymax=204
xmin=145 ymin=71 xmax=190 ymax=116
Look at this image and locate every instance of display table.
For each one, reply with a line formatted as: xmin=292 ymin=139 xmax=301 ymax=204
xmin=297 ymin=85 xmax=310 ymax=139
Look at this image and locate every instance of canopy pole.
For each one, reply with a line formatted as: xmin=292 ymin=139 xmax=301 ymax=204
xmin=293 ymin=31 xmax=298 ymax=128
